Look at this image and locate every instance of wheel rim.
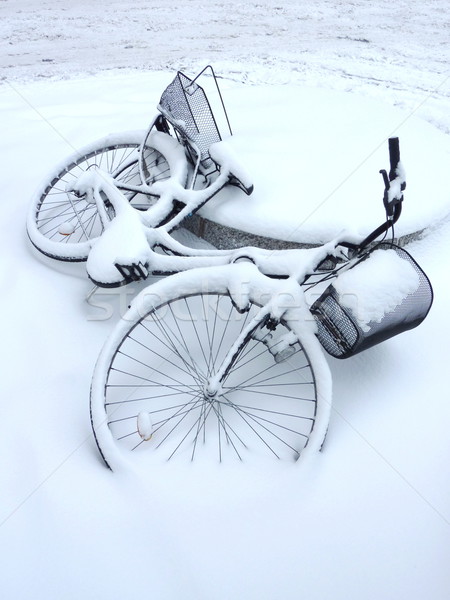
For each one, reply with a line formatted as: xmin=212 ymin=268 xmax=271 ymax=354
xmin=34 ymin=143 xmax=170 ymax=246
xmin=102 ymin=292 xmax=318 ymax=463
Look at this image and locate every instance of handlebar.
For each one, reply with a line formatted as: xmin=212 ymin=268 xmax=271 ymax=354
xmin=388 ymin=136 xmax=401 ymax=181
xmin=343 ymin=137 xmax=406 ymax=254
xmin=381 ymin=136 xmax=406 ymax=219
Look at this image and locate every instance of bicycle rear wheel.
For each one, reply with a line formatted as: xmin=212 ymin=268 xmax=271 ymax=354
xmin=27 ymin=131 xmax=174 ymax=262
xmin=90 ymin=267 xmax=331 ymax=470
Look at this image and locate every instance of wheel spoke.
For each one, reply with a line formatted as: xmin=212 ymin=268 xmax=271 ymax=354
xmin=220 ymin=394 xmax=303 ymax=456
xmin=31 ymin=141 xmax=171 ymax=251
xmin=100 ymin=292 xmax=320 ymax=463
xmin=126 ymin=333 xmax=204 ymax=387
xmin=155 ymin=306 xmax=206 ymax=383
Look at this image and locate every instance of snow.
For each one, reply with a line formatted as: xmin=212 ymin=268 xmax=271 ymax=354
xmin=2 ymin=1 xmax=450 ymax=599
xmin=201 ymin=85 xmax=450 ymax=243
xmin=137 ymin=411 xmax=153 ymax=441
xmin=387 ymin=162 xmax=407 ymax=206
xmin=334 ymin=248 xmax=420 ymax=331
xmin=141 ymin=128 xmax=188 ymax=187
xmin=82 ymin=168 xmax=150 ymax=285
xmin=209 ymin=139 xmax=253 ymax=191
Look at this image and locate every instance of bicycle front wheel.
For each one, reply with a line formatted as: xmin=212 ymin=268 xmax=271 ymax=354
xmin=90 ymin=267 xmax=331 ymax=470
xmin=27 ymin=131 xmax=174 ymax=262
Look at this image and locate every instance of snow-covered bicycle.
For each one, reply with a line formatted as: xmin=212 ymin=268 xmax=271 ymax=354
xmin=26 ymin=68 xmax=432 ymax=470
xmin=83 ymin=137 xmax=433 ymax=470
xmin=26 ymin=66 xmax=253 ymax=266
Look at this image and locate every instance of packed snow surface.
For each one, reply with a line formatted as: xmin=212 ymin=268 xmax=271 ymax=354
xmin=1 ymin=1 xmax=450 ymax=599
xmin=8 ymin=75 xmax=450 ymax=245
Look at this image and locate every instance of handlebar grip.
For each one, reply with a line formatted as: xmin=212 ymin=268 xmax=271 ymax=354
xmin=388 ymin=137 xmax=400 ymax=181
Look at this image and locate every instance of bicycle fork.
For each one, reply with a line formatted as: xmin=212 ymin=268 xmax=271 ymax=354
xmin=203 ymin=306 xmax=297 ymax=401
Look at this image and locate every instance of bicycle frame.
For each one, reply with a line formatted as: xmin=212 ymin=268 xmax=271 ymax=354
xmin=92 ymin=124 xmax=252 ymax=228
xmin=27 ymin=58 xmax=430 ymax=468
xmin=74 ymin=162 xmax=351 ymax=286
xmin=86 ymin=136 xmax=435 ymax=469
xmin=74 ymin=129 xmax=407 ymax=290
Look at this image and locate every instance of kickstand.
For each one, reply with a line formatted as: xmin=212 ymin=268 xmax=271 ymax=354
xmin=85 ymin=284 xmax=99 ymax=304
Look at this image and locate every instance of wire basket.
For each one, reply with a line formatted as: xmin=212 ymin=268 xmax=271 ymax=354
xmin=310 ymin=243 xmax=433 ymax=359
xmin=158 ymin=67 xmax=230 ymax=173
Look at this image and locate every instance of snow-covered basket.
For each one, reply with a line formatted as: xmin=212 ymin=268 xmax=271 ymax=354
xmin=311 ymin=243 xmax=433 ymax=359
xmin=157 ymin=66 xmax=230 ymax=176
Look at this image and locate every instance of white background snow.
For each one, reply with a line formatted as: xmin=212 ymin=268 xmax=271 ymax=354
xmin=1 ymin=1 xmax=450 ymax=598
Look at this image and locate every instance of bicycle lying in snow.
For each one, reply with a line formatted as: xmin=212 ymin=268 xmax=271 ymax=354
xmin=27 ymin=68 xmax=433 ymax=470
xmin=27 ymin=66 xmax=252 ymax=270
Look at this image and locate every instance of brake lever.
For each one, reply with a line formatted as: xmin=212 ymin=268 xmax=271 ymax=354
xmin=380 ymin=168 xmax=405 ymax=218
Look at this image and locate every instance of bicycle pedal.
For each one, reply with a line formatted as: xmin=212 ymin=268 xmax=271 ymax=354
xmin=114 ymin=261 xmax=149 ymax=282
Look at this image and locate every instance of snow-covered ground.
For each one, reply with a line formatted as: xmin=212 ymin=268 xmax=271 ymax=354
xmin=1 ymin=2 xmax=450 ymax=599
xmin=1 ymin=0 xmax=449 ymax=120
